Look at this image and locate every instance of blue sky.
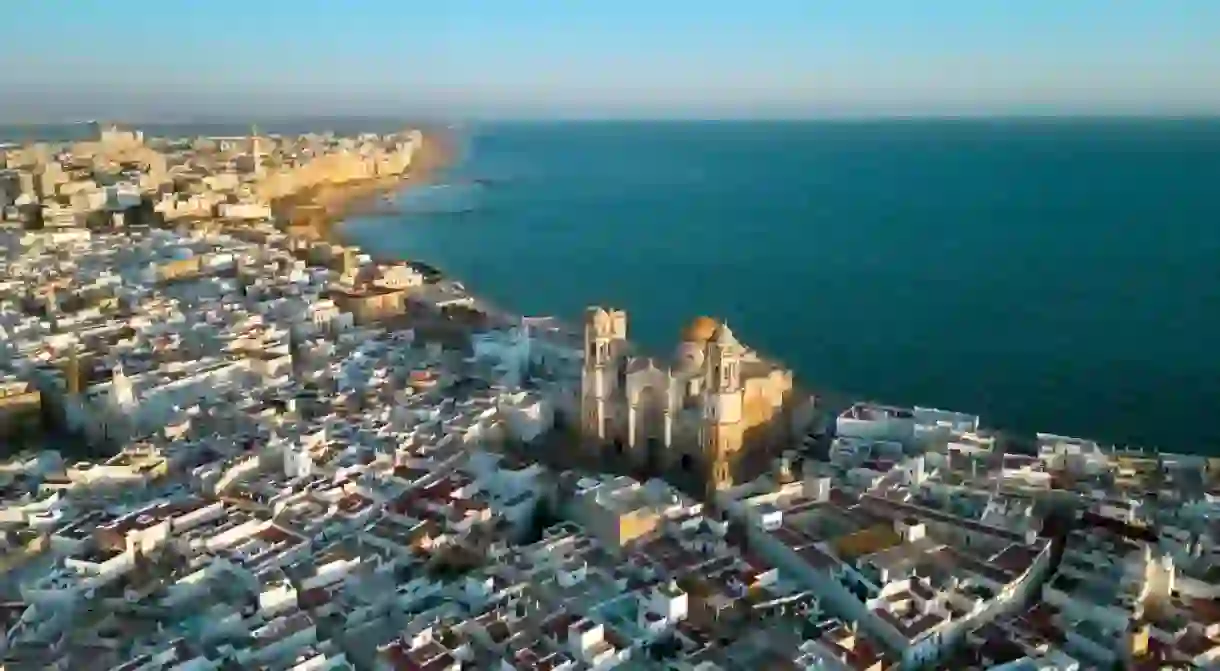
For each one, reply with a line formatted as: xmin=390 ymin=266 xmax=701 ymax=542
xmin=4 ymin=0 xmax=1220 ymax=120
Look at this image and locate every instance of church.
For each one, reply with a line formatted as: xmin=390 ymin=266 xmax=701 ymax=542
xmin=580 ymin=307 xmax=795 ymax=496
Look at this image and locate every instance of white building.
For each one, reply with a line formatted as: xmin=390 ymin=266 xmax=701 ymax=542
xmin=837 ymin=403 xmax=917 ymax=443
xmin=218 ymin=202 xmax=273 ymax=220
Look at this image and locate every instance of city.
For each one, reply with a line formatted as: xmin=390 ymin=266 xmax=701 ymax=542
xmin=0 ymin=123 xmax=1217 ymax=671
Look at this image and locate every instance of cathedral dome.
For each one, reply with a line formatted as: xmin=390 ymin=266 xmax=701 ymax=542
xmin=682 ymin=316 xmax=720 ymax=343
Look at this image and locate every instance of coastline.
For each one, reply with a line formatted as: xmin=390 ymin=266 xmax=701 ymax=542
xmin=275 ymin=127 xmax=536 ymax=332
xmin=274 ymin=127 xmax=455 ymax=245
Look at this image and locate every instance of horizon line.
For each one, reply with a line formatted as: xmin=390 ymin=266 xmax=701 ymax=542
xmin=4 ymin=111 xmax=1220 ymax=129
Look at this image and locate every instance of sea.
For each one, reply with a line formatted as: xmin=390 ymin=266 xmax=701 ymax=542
xmin=341 ymin=119 xmax=1220 ymax=453
xmin=5 ymin=118 xmax=1218 ymax=452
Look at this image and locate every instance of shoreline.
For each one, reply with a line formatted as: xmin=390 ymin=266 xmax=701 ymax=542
xmin=276 ymin=127 xmax=540 ymax=331
xmin=274 ymin=127 xmax=456 ymax=246
xmin=255 ymin=126 xmax=1176 ymax=454
xmin=262 ymin=130 xmax=852 ymax=427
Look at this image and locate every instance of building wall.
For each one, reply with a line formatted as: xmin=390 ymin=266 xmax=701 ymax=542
xmin=334 ymin=290 xmax=408 ymax=325
xmin=616 ymin=509 xmax=660 ymax=547
xmin=569 ymin=492 xmax=660 ymax=548
xmin=0 ymin=387 xmax=41 ymax=440
xmin=253 ymin=142 xmax=417 ymax=203
xmin=156 ymin=257 xmax=203 ymax=282
xmin=836 ymin=415 xmax=916 ymax=443
xmin=219 ymin=202 xmax=273 ymax=220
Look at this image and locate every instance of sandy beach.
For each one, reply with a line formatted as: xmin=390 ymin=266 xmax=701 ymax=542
xmin=274 ymin=127 xmax=454 ymax=244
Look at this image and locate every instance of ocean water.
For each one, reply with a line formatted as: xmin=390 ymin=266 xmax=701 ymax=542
xmin=7 ymin=118 xmax=1217 ymax=450
xmin=5 ymin=118 xmax=1211 ymax=450
xmin=344 ymin=119 xmax=1220 ymax=452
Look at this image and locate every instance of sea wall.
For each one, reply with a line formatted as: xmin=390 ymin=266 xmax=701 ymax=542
xmin=255 ymin=130 xmax=423 ymax=204
xmin=276 ymin=129 xmax=450 ymax=238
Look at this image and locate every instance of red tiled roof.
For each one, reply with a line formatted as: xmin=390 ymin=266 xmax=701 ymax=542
xmin=256 ymin=524 xmax=303 ymax=545
xmin=1174 ymin=629 xmax=1220 ymax=658
xmin=337 ymin=493 xmax=373 ymax=514
xmin=542 ymin=611 xmax=576 ymax=643
xmin=829 ymin=488 xmax=858 ymax=507
xmin=298 ymin=586 xmax=332 ymax=609
xmin=1184 ymin=597 xmax=1220 ymax=626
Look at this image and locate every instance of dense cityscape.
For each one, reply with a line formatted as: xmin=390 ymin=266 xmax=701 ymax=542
xmin=0 ymin=124 xmax=1217 ymax=671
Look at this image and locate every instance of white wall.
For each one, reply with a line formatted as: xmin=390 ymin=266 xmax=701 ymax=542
xmin=837 ymin=415 xmax=915 ymax=443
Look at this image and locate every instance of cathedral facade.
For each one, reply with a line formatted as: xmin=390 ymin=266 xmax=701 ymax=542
xmin=580 ymin=307 xmax=794 ymax=496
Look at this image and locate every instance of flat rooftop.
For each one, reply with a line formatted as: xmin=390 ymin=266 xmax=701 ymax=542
xmin=842 ymin=403 xmax=914 ymax=421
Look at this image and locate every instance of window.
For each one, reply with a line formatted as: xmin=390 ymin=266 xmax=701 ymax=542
xmin=722 ymin=362 xmax=737 ymax=388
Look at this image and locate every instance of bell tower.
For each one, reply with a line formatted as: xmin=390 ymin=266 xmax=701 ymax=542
xmin=581 ymin=306 xmax=626 ymax=444
xmin=702 ymin=323 xmax=743 ymax=499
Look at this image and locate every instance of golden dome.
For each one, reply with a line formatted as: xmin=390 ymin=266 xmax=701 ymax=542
xmin=682 ymin=316 xmax=720 ymax=343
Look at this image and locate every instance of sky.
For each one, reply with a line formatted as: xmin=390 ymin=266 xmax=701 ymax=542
xmin=4 ymin=0 xmax=1220 ymax=121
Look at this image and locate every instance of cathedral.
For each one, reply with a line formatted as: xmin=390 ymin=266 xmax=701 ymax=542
xmin=580 ymin=307 xmax=794 ymax=497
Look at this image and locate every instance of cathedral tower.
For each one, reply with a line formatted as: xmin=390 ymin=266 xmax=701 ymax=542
xmin=581 ymin=306 xmax=627 ymax=443
xmin=702 ymin=323 xmax=743 ymax=498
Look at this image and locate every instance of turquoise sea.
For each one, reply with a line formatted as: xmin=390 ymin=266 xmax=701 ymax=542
xmin=344 ymin=120 xmax=1220 ymax=452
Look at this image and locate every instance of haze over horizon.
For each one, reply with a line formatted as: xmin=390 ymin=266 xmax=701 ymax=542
xmin=4 ymin=0 xmax=1220 ymax=122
